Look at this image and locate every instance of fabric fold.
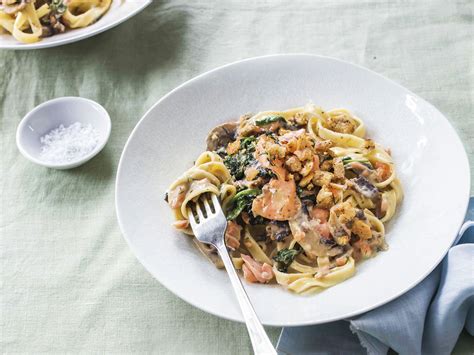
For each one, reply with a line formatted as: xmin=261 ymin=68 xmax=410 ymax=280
xmin=422 ymin=244 xmax=474 ymax=354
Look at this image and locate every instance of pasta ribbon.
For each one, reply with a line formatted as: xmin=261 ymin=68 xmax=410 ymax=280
xmin=274 ymin=257 xmax=355 ymax=295
xmin=167 ymin=151 xmax=235 ymax=234
xmin=12 ymin=3 xmax=43 ymax=43
xmin=63 ymin=0 xmax=112 ymax=28
xmin=167 ymin=103 xmax=402 ymax=295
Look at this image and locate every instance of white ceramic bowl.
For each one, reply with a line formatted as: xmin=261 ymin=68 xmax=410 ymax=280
xmin=16 ymin=97 xmax=111 ymax=170
xmin=116 ymin=54 xmax=470 ymax=326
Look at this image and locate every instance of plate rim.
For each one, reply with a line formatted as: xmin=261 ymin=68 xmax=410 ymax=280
xmin=115 ymin=53 xmax=471 ymax=327
xmin=0 ymin=0 xmax=152 ymax=50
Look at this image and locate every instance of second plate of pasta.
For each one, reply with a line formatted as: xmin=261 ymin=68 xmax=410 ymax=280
xmin=0 ymin=0 xmax=151 ymax=49
xmin=116 ymin=55 xmax=470 ymax=326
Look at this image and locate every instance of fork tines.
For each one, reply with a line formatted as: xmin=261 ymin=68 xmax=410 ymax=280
xmin=187 ymin=193 xmax=219 ymax=224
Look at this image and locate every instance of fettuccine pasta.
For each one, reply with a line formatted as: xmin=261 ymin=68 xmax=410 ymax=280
xmin=0 ymin=0 xmax=112 ymax=44
xmin=166 ymin=103 xmax=403 ymax=295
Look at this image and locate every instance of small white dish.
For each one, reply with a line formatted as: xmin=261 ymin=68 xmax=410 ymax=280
xmin=16 ymin=97 xmax=111 ymax=170
xmin=116 ymin=54 xmax=470 ymax=326
xmin=0 ymin=0 xmax=151 ymax=50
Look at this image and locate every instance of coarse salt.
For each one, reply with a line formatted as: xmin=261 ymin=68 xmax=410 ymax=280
xmin=39 ymin=122 xmax=100 ymax=164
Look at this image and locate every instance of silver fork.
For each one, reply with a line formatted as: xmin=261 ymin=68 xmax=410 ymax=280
xmin=187 ymin=194 xmax=277 ymax=355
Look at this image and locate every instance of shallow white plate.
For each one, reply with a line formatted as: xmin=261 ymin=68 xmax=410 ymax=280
xmin=116 ymin=54 xmax=470 ymax=326
xmin=0 ymin=0 xmax=151 ymax=50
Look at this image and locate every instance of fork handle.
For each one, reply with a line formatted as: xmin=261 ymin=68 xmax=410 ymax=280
xmin=216 ymin=243 xmax=277 ymax=355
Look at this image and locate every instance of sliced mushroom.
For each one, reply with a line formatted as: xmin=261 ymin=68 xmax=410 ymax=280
xmin=266 ymin=220 xmax=291 ymax=241
xmin=52 ymin=18 xmax=66 ymax=33
xmin=351 ymin=176 xmax=379 ymax=200
xmin=206 ymin=122 xmax=238 ymax=151
xmin=1 ymin=0 xmax=28 ymax=15
xmin=41 ymin=26 xmax=54 ymax=38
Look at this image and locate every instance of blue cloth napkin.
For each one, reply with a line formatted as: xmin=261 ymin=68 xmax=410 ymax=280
xmin=277 ymin=198 xmax=474 ymax=355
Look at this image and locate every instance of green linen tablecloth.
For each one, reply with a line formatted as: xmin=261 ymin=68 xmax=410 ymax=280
xmin=1 ymin=0 xmax=472 ymax=353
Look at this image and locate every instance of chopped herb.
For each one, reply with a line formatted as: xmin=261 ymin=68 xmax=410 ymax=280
xmin=164 ymin=192 xmax=168 ymax=203
xmin=226 ymin=189 xmax=261 ymax=220
xmin=50 ymin=0 xmax=67 ymax=15
xmin=273 ymin=248 xmax=301 ymax=272
xmin=255 ymin=115 xmax=285 ymax=126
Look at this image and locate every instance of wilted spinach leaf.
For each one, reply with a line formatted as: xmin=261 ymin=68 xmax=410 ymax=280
xmin=226 ymin=189 xmax=261 ymax=220
xmin=257 ymin=167 xmax=276 ymax=180
xmin=223 ymin=136 xmax=257 ymax=180
xmin=273 ymin=248 xmax=301 ymax=272
xmin=255 ymin=115 xmax=285 ymax=126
